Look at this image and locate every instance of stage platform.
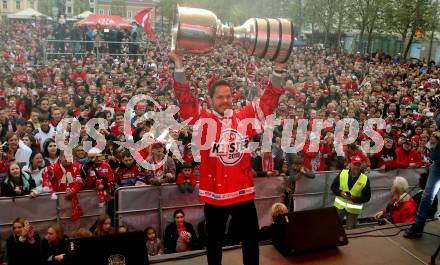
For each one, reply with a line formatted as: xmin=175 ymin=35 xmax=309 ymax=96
xmin=152 ymin=220 xmax=440 ymax=265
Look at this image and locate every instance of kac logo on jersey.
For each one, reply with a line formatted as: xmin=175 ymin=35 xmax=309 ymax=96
xmin=210 ymin=129 xmax=249 ymax=165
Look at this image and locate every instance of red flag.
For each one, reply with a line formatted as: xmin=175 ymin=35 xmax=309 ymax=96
xmin=134 ymin=8 xmax=157 ymax=40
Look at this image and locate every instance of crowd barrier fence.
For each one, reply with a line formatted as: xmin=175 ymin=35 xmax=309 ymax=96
xmin=42 ymin=39 xmax=148 ymax=63
xmin=0 ymin=168 xmax=430 ymax=245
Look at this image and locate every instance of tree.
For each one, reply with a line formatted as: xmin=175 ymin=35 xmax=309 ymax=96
xmin=335 ymin=0 xmax=348 ymax=48
xmin=346 ymin=0 xmax=384 ymax=54
xmin=110 ymin=0 xmax=127 ymax=18
xmin=365 ymin=0 xmax=387 ymax=54
xmin=74 ymin=0 xmax=90 ymax=16
xmin=384 ymin=0 xmax=438 ymax=59
xmin=302 ymin=0 xmax=337 ymax=47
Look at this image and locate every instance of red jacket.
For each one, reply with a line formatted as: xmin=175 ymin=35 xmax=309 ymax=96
xmin=344 ymin=149 xmax=371 ymax=168
xmin=70 ymin=70 xmax=87 ymax=81
xmin=115 ymin=163 xmax=142 ymax=187
xmin=302 ymin=142 xmax=330 ymax=172
xmin=173 ymin=72 xmax=283 ymax=206
xmin=81 ymin=161 xmax=115 ymax=190
xmin=374 ymin=149 xmax=398 ymax=170
xmin=384 ymin=197 xmax=417 ymax=224
xmin=42 ymin=162 xmax=83 ymax=193
xmin=394 ymin=147 xmax=424 ymax=168
xmin=176 ymin=172 xmax=197 ymax=186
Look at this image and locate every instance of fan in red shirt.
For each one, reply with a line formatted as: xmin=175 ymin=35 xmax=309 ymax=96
xmin=115 ymin=151 xmax=143 ymax=187
xmin=70 ymin=65 xmax=87 ymax=81
xmin=374 ymin=176 xmax=417 ymax=224
xmin=176 ymin=163 xmax=197 ymax=194
xmin=80 ymin=148 xmax=115 ymax=206
xmin=395 ymin=138 xmax=424 ymax=168
xmin=41 ymin=151 xmax=84 ymax=221
xmin=374 ymin=135 xmax=399 ymax=170
xmin=343 ymin=143 xmax=371 ymax=169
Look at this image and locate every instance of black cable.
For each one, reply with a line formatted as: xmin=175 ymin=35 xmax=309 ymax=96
xmin=347 ymin=218 xmax=440 ymax=238
xmin=423 ymin=232 xmax=440 ymax=238
xmin=346 ymin=223 xmax=411 ymax=236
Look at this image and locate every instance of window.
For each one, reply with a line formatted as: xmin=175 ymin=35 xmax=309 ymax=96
xmin=15 ymin=0 xmax=20 ymax=9
xmin=99 ymin=9 xmax=104 ymax=14
xmin=2 ymin=0 xmax=7 ymax=9
xmin=29 ymin=0 xmax=34 ymax=7
xmin=90 ymin=7 xmax=94 ymax=12
xmin=108 ymin=9 xmax=111 ymax=15
xmin=89 ymin=0 xmax=94 ymax=3
xmin=127 ymin=10 xmax=132 ymax=18
xmin=67 ymin=6 xmax=72 ymax=13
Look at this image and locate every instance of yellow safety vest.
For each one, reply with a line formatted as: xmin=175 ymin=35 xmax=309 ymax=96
xmin=334 ymin=169 xmax=368 ymax=215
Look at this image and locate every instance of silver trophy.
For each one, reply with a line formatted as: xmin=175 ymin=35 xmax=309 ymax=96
xmin=171 ymin=6 xmax=294 ymax=63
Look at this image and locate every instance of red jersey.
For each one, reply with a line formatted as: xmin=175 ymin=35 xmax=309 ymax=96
xmin=176 ymin=172 xmax=197 ymax=186
xmin=173 ymin=72 xmax=283 ymax=206
xmin=42 ymin=162 xmax=83 ymax=193
xmin=115 ymin=163 xmax=142 ymax=187
xmin=81 ymin=161 xmax=115 ymax=190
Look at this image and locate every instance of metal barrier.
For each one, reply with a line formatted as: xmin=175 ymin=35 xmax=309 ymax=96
xmin=42 ymin=39 xmax=148 ymax=63
xmin=0 ymin=190 xmax=105 ymax=243
xmin=0 ymin=168 xmax=430 ymax=244
xmin=114 ymin=168 xmax=428 ymax=239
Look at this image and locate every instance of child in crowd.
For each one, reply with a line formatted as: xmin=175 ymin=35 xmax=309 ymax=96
xmin=145 ymin=226 xmax=164 ymax=256
xmin=176 ymin=163 xmax=197 ymax=193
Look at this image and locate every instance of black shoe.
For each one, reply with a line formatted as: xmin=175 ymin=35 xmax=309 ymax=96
xmin=403 ymin=226 xmax=423 ymax=238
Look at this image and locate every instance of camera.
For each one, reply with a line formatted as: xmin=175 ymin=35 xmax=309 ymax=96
xmin=1 ymin=142 xmax=8 ymax=152
xmin=429 ymin=94 xmax=440 ymax=109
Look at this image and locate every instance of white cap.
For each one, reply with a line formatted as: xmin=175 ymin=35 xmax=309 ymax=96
xmin=87 ymin=147 xmax=102 ymax=156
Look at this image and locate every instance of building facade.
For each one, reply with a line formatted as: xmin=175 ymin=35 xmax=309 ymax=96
xmin=93 ymin=0 xmax=155 ymax=22
xmin=0 ymin=0 xmax=39 ymax=15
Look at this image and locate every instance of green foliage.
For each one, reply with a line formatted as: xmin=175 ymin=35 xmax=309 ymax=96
xmin=384 ymin=0 xmax=438 ymax=57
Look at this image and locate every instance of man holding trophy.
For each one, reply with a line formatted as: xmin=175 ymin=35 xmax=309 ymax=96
xmin=169 ymin=6 xmax=294 ymax=265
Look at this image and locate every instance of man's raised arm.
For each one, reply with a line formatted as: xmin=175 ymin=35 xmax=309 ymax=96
xmin=169 ymin=52 xmax=200 ymax=124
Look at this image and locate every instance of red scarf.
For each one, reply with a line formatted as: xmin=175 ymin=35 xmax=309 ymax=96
xmin=261 ymin=155 xmax=274 ymax=172
xmin=60 ymin=164 xmax=84 ymax=222
xmin=151 ymin=156 xmax=165 ymax=177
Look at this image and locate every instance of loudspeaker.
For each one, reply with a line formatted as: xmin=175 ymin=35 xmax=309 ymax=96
xmin=67 ymin=231 xmax=149 ymax=265
xmin=273 ymin=207 xmax=348 ymax=255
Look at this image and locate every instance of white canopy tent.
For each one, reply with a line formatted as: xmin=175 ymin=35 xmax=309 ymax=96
xmin=74 ymin=11 xmax=94 ymax=19
xmin=7 ymin=8 xmax=52 ymax=20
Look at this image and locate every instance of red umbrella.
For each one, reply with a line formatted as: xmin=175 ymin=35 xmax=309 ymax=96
xmin=75 ymin=14 xmax=132 ymax=29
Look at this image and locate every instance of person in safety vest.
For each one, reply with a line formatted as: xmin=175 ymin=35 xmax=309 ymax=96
xmin=331 ymin=155 xmax=371 ymax=229
xmin=170 ymin=51 xmax=285 ymax=265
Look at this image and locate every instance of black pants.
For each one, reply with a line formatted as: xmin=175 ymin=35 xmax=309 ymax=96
xmin=204 ymin=200 xmax=259 ymax=265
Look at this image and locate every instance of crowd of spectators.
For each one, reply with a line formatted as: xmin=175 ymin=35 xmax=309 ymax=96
xmin=1 ymin=17 xmax=440 ymax=262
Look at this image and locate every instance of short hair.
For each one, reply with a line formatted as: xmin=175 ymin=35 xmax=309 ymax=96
xmin=173 ymin=209 xmax=184 ymax=218
xmin=393 ymin=176 xmax=409 ymax=196
xmin=271 ymin=203 xmax=288 ymax=220
xmin=122 ymin=150 xmax=132 ymax=158
xmin=208 ymin=79 xmax=230 ymax=98
xmin=115 ymin=112 xmax=124 ymax=118
xmin=39 ymin=113 xmax=50 ymax=121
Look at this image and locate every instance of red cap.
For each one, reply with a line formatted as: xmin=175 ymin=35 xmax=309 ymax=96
xmin=351 ymin=156 xmax=363 ymax=165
